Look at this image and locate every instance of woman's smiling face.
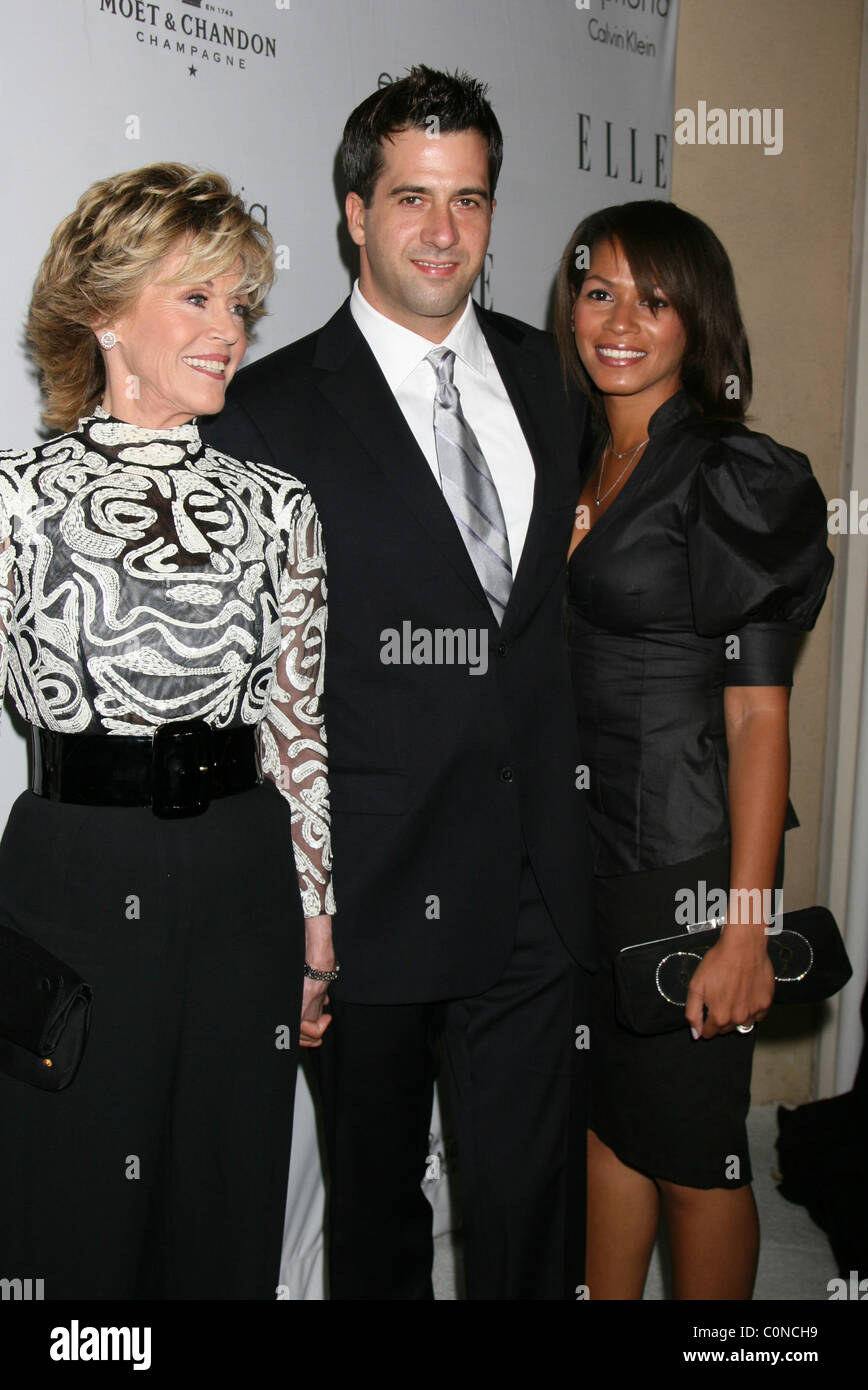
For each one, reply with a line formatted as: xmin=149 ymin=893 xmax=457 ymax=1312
xmin=98 ymin=246 xmax=249 ymax=428
xmin=572 ymin=236 xmax=687 ymax=416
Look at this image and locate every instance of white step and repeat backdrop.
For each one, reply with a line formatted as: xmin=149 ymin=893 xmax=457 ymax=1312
xmin=0 ymin=0 xmax=678 ymax=1297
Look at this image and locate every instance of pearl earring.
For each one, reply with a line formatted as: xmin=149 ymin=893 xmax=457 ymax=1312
xmin=100 ymin=331 xmax=117 ymax=350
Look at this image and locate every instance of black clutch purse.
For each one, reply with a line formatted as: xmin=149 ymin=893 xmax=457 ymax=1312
xmin=0 ymin=922 xmax=93 ymax=1090
xmin=613 ymin=906 xmax=852 ymax=1037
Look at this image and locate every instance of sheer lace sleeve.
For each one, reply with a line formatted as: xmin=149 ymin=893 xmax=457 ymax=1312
xmin=0 ymin=491 xmax=15 ymax=706
xmin=259 ymin=488 xmax=334 ymax=918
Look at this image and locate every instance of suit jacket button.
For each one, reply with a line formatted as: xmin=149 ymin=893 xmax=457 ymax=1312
xmin=497 ymin=641 xmax=508 ymax=657
xmin=499 ymin=767 xmax=514 ymax=783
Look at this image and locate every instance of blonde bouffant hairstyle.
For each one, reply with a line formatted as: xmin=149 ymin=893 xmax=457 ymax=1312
xmin=27 ymin=163 xmax=274 ymax=431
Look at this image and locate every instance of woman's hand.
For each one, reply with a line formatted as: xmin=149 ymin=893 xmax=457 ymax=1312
xmin=299 ymin=913 xmax=334 ymax=1049
xmin=686 ymin=682 xmax=790 ymax=1041
xmin=685 ymin=928 xmax=774 ymax=1039
xmin=299 ymin=977 xmax=331 ymax=1047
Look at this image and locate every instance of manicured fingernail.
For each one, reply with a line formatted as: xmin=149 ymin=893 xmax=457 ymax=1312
xmin=690 ymin=1026 xmax=701 ymax=1040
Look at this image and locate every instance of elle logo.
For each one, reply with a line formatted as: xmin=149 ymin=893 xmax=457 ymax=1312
xmin=577 ymin=114 xmax=668 ymax=188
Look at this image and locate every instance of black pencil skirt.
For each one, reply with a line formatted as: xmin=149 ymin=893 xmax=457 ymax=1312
xmin=589 ymin=845 xmax=783 ymax=1191
xmin=0 ymin=784 xmax=304 ymax=1299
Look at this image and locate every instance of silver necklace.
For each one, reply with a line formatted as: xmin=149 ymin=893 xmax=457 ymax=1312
xmin=595 ymin=435 xmax=649 ymax=506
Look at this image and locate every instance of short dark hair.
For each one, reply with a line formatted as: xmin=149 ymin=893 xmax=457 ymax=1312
xmin=554 ymin=199 xmax=752 ymax=423
xmin=340 ymin=64 xmax=504 ymax=205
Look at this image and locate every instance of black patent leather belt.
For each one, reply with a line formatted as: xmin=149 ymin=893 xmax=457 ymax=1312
xmin=30 ymin=721 xmax=262 ymax=818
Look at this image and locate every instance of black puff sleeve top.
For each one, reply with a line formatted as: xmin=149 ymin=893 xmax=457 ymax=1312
xmin=566 ymin=390 xmax=833 ymax=876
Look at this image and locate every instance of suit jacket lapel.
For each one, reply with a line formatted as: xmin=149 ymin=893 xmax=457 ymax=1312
xmin=314 ymin=302 xmax=487 ymax=607
xmin=313 ymin=300 xmax=581 ymax=631
xmin=476 ymin=308 xmax=578 ymax=637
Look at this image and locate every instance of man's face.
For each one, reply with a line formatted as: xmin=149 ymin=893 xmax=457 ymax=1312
xmin=346 ymin=126 xmax=495 ymax=342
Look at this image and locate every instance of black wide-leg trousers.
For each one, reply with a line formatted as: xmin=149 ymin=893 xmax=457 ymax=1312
xmin=316 ymin=857 xmax=591 ymax=1300
xmin=0 ymin=785 xmax=304 ymax=1300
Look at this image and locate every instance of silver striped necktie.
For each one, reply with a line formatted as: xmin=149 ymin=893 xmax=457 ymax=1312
xmin=427 ymin=347 xmax=513 ymax=624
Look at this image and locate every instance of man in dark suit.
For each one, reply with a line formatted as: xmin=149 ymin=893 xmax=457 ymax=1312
xmin=204 ymin=65 xmax=597 ymax=1300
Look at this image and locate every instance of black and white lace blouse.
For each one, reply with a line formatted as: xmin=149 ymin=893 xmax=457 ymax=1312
xmin=0 ymin=407 xmax=334 ymax=918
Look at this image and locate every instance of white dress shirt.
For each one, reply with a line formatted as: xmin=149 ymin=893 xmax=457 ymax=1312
xmin=350 ymin=281 xmax=536 ymax=570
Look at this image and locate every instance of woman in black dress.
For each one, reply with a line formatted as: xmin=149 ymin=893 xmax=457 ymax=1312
xmin=0 ymin=164 xmax=335 ymax=1298
xmin=554 ymin=200 xmax=832 ymax=1299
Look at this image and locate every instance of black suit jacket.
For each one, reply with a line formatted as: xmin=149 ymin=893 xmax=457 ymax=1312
xmin=202 ymin=299 xmax=597 ymax=1002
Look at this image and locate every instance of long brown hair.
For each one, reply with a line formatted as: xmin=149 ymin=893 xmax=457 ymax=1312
xmin=554 ymin=200 xmax=752 ymax=425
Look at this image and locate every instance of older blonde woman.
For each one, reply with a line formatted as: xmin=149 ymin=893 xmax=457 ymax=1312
xmin=0 ymin=164 xmax=335 ymax=1299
